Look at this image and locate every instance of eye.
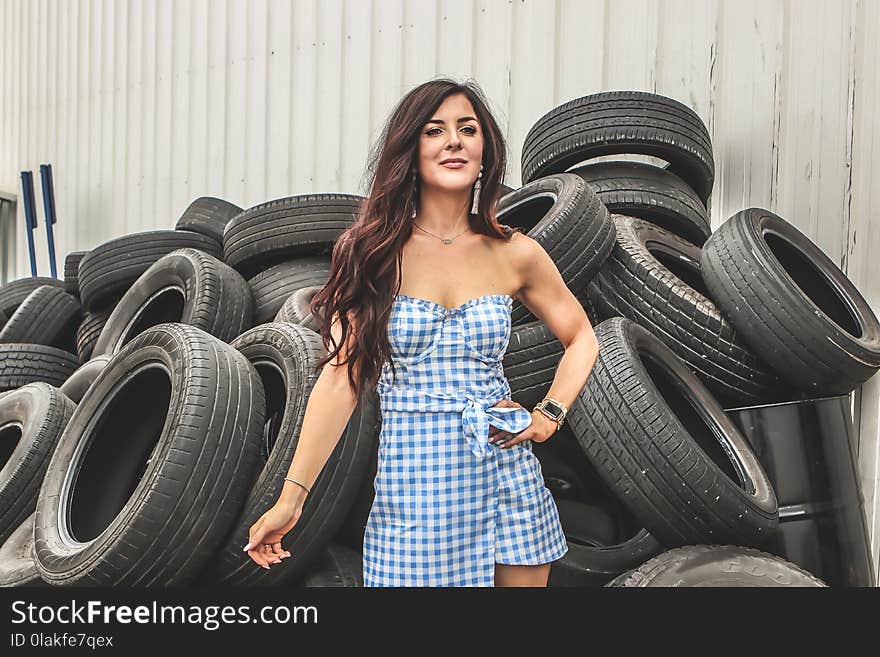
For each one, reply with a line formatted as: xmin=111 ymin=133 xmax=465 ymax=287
xmin=425 ymin=125 xmax=479 ymax=136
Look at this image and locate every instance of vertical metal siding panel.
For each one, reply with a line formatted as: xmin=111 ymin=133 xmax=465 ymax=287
xmin=604 ymin=0 xmax=659 ymax=91
xmin=437 ymin=0 xmax=474 ymax=75
xmin=509 ymin=0 xmax=555 ymax=186
xmin=126 ymin=0 xmax=143 ymax=238
xmin=556 ymin=0 xmax=605 ymax=101
xmin=87 ymin=0 xmax=102 ymax=249
xmin=207 ymin=0 xmax=228 ymax=203
xmin=2 ymin=1 xmax=11 ymax=193
xmin=27 ymin=0 xmax=41 ymax=273
xmin=246 ymin=0 xmax=269 ymax=205
xmin=141 ymin=0 xmax=158 ymax=233
xmin=340 ymin=0 xmax=373 ymax=196
xmin=188 ymin=0 xmax=210 ymax=201
xmin=315 ymin=2 xmax=343 ymax=194
xmin=265 ymin=0 xmax=293 ymax=201
xmin=95 ymin=0 xmax=114 ymax=254
xmin=472 ymin=0 xmax=511 ymax=144
xmin=171 ymin=0 xmax=193 ymax=217
xmin=38 ymin=0 xmax=47 ymax=161
xmin=850 ymin=0 xmax=880 ymax=584
xmin=225 ymin=0 xmax=247 ymax=204
xmin=291 ymin=0 xmax=318 ymax=194
xmin=75 ymin=1 xmax=88 ymax=245
xmin=774 ymin=0 xmax=853 ymax=258
xmin=111 ymin=0 xmax=127 ymax=252
xmin=655 ymin=0 xmax=716 ymax=133
xmin=153 ymin=0 xmax=173 ymax=230
xmin=402 ymin=0 xmax=438 ymax=88
xmin=710 ymin=0 xmax=783 ymax=227
xmin=369 ymin=0 xmax=404 ymax=174
xmin=12 ymin=0 xmax=22 ymax=275
xmin=57 ymin=0 xmax=72 ymax=256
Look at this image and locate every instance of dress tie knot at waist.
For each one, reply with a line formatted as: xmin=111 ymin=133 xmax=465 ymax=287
xmin=377 ymin=383 xmax=534 ymax=460
xmin=461 ymin=393 xmax=533 ymax=460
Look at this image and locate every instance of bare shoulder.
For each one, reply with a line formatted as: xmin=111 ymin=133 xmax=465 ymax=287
xmin=500 ymin=229 xmax=543 ymax=270
xmin=488 ymin=228 xmax=545 ymax=301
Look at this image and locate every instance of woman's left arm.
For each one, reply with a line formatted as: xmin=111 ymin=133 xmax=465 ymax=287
xmin=493 ymin=233 xmax=600 ymax=447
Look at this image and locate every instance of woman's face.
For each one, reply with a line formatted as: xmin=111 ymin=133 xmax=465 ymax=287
xmin=416 ymin=93 xmax=484 ymax=194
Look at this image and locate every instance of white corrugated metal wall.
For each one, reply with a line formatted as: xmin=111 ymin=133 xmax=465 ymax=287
xmin=1 ymin=0 xmax=878 ymax=580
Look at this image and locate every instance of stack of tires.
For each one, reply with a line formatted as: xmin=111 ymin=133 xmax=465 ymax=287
xmin=500 ymin=90 xmax=879 ymax=587
xmin=0 ymin=194 xmax=382 ymax=588
xmin=0 ymin=90 xmax=877 ymax=588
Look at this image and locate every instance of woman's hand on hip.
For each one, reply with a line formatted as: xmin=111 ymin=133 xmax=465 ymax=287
xmin=487 ymin=398 xmax=558 ymax=448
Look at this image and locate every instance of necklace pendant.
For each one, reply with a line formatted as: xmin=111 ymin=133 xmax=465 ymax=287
xmin=442 ymin=238 xmax=453 ymax=245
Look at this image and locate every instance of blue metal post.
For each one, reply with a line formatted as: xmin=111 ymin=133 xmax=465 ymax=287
xmin=19 ymin=170 xmax=38 ymax=277
xmin=39 ymin=164 xmax=58 ymax=278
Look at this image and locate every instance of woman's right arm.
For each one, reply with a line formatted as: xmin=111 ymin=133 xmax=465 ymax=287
xmin=276 ymin=352 xmax=360 ymax=508
xmin=244 ymin=309 xmax=361 ymax=567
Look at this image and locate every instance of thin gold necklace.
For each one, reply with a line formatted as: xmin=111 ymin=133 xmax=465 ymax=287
xmin=412 ymin=220 xmax=470 ymax=245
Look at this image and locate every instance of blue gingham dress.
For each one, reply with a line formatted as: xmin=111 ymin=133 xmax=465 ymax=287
xmin=362 ymin=293 xmax=568 ymax=587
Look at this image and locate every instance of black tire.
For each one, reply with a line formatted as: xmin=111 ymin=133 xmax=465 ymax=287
xmin=175 ymin=196 xmax=243 ymax=243
xmin=550 ymin=528 xmax=664 ymax=588
xmin=78 ymin=230 xmax=222 ymax=311
xmin=0 ymin=277 xmax=65 ymax=317
xmin=554 ymin=499 xmax=618 ymax=547
xmin=587 ymin=215 xmax=789 ymax=406
xmin=0 ymin=345 xmax=81 ymax=392
xmin=0 ymin=383 xmax=75 ymax=546
xmin=497 ymin=173 xmax=615 ymax=326
xmin=570 ymin=162 xmax=711 ymax=246
xmin=34 ymin=324 xmax=266 ymax=586
xmin=247 ymin=258 xmax=330 ymax=325
xmin=76 ymin=309 xmax=113 ymax=362
xmin=59 ymin=356 xmax=112 ymax=404
xmin=532 ymin=443 xmax=590 ymax=501
xmin=0 ymin=285 xmax=82 ymax=353
xmin=274 ymin=285 xmax=324 ymax=332
xmin=92 ymin=248 xmax=253 ymax=357
xmin=606 ymin=544 xmax=827 ymax=587
xmin=503 ymin=319 xmax=565 ymax=410
xmin=302 ymin=543 xmax=364 ymax=587
xmin=197 ymin=323 xmax=380 ymax=586
xmin=333 ymin=442 xmax=377 ymax=553
xmin=521 ymin=91 xmax=714 ymax=205
xmin=64 ymin=251 xmax=88 ymax=297
xmin=568 ymin=317 xmax=779 ymax=547
xmin=0 ymin=309 xmax=6 ymax=330
xmin=223 ymin=194 xmax=363 ymax=277
xmin=0 ymin=512 xmax=45 ymax=586
xmin=701 ymin=208 xmax=880 ymax=396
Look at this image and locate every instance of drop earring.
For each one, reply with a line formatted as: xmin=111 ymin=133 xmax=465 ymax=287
xmin=411 ymin=170 xmax=418 ymax=219
xmin=470 ymin=164 xmax=483 ymax=215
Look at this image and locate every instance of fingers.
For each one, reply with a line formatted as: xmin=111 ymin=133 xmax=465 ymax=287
xmin=497 ymin=430 xmax=532 ymax=449
xmin=269 ymin=542 xmax=291 ymax=563
xmin=242 ymin=518 xmax=293 ymax=571
xmin=243 ymin=520 xmax=273 ymax=570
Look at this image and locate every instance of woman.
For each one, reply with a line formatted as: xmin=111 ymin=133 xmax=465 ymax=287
xmin=242 ymin=78 xmax=599 ymax=587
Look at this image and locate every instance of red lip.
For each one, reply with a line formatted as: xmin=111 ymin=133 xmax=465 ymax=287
xmin=440 ymin=158 xmax=467 ymax=164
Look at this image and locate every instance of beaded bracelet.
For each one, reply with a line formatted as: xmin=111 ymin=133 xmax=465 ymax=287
xmin=283 ymin=477 xmax=311 ymax=496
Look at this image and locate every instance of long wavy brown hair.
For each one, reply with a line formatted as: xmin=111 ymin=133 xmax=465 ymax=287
xmin=310 ymin=78 xmax=519 ymax=405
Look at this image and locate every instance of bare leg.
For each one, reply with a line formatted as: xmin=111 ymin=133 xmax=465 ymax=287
xmin=494 ymin=562 xmax=552 ymax=587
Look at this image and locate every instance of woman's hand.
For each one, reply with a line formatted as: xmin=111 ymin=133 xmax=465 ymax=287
xmin=242 ymin=498 xmax=304 ymax=569
xmin=487 ymin=398 xmax=559 ymax=448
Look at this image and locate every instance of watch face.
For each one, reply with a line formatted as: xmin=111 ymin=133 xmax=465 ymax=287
xmin=543 ymin=400 xmax=563 ymax=417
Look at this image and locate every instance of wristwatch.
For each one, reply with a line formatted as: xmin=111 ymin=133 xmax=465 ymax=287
xmin=533 ymin=397 xmax=568 ymax=429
